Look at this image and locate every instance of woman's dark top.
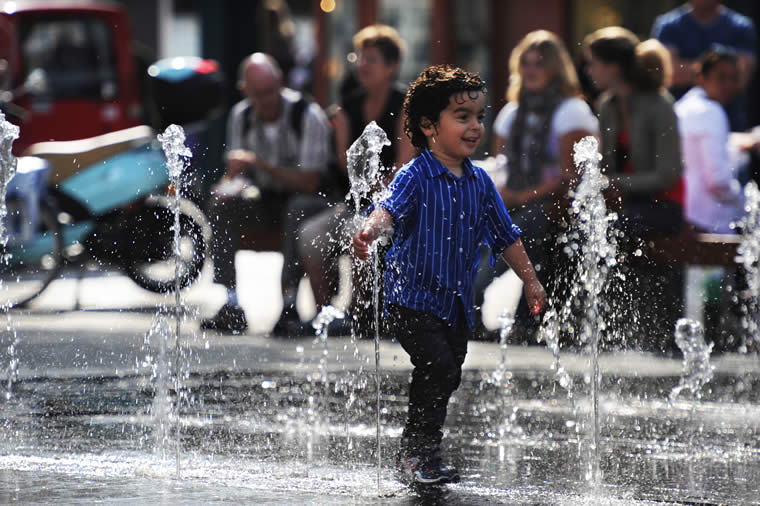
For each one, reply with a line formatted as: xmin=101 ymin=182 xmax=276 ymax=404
xmin=342 ymin=85 xmax=406 ymax=171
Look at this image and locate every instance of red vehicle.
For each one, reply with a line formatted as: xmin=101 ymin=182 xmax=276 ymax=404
xmin=0 ymin=2 xmax=142 ymax=155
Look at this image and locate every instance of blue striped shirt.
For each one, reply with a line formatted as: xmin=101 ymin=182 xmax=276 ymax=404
xmin=377 ymin=148 xmax=521 ymax=329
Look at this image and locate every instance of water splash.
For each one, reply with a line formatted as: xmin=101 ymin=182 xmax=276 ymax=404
xmin=536 ymin=309 xmax=573 ymax=393
xmin=735 ymin=181 xmax=760 ymax=350
xmin=146 ymin=313 xmax=175 ymax=459
xmin=670 ymin=319 xmax=714 ymax=402
xmin=346 ymin=121 xmax=391 ymax=493
xmin=564 ymin=136 xmax=619 ymax=487
xmin=495 ymin=310 xmax=514 ymax=384
xmin=346 ymin=121 xmax=390 ymax=220
xmin=0 ymin=110 xmax=19 ymax=248
xmin=313 ymin=305 xmax=345 ymax=386
xmin=0 ymin=111 xmax=19 ymax=402
xmin=157 ymin=124 xmax=192 ymax=477
xmin=157 ymin=124 xmax=192 ymax=181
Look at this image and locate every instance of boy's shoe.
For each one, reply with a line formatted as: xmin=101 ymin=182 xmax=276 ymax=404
xmin=200 ymin=304 xmax=247 ymax=333
xmin=395 ymin=451 xmax=460 ymax=485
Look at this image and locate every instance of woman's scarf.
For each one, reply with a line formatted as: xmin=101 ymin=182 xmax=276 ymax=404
xmin=505 ymin=80 xmax=564 ymax=191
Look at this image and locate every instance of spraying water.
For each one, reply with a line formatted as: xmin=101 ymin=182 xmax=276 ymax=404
xmin=735 ymin=181 xmax=760 ymax=350
xmin=670 ymin=318 xmax=714 ymax=402
xmin=536 ymin=308 xmax=573 ymax=393
xmin=346 ymin=121 xmax=390 ymax=492
xmin=0 ymin=111 xmax=19 ymax=248
xmin=346 ymin=121 xmax=391 ymax=223
xmin=156 ymin=124 xmax=192 ymax=476
xmin=669 ymin=318 xmax=714 ymax=498
xmin=0 ymin=111 xmax=19 ymax=401
xmin=564 ymin=136 xmax=619 ymax=487
xmin=313 ymin=305 xmax=345 ymax=386
xmin=496 ymin=310 xmax=515 ymax=383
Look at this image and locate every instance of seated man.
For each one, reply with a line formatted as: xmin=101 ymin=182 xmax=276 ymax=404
xmin=200 ymin=53 xmax=331 ymax=333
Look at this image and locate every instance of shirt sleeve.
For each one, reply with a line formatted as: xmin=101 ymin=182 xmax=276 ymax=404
xmin=652 ymin=15 xmax=679 ymax=50
xmin=482 ymin=175 xmax=521 ymax=253
xmin=492 ymin=102 xmax=517 ymax=139
xmin=732 ymin=16 xmax=757 ymax=56
xmin=297 ymin=103 xmax=331 ymax=172
xmin=377 ymin=167 xmax=418 ymax=230
xmin=552 ymin=98 xmax=599 ymax=137
xmin=614 ymin=95 xmax=682 ymax=194
xmin=695 ymin=105 xmax=742 ymax=203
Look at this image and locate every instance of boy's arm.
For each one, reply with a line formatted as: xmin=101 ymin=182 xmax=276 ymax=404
xmin=501 ymin=239 xmax=547 ymax=315
xmin=353 ymin=207 xmax=394 ymax=260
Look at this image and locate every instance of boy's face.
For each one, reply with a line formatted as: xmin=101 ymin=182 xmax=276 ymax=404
xmin=423 ymin=90 xmax=486 ymax=166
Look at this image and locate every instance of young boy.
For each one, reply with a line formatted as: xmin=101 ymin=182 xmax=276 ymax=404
xmin=352 ymin=65 xmax=546 ymax=485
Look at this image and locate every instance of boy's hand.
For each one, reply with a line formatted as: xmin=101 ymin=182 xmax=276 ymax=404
xmin=352 ymin=228 xmax=376 ymax=261
xmin=524 ymin=279 xmax=547 ymax=316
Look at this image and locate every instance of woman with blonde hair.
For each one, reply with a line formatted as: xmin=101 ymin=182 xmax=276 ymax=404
xmin=475 ymin=29 xmax=598 ymax=339
xmin=585 ymin=27 xmax=684 ymax=351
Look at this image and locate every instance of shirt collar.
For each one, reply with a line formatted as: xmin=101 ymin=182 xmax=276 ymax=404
xmin=420 ymin=148 xmax=478 ymax=180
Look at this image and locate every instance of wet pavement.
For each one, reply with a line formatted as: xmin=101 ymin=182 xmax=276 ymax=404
xmin=2 ymin=257 xmax=760 ymax=504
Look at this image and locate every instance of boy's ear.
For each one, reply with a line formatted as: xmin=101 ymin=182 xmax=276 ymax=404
xmin=419 ymin=116 xmax=436 ymax=137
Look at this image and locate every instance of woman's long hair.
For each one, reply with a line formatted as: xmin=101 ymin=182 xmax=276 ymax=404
xmin=586 ymin=26 xmax=672 ymax=92
xmin=507 ymin=30 xmax=582 ymax=103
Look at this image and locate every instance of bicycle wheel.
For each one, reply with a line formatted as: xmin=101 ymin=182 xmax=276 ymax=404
xmin=122 ymin=196 xmax=210 ymax=294
xmin=0 ymin=201 xmax=63 ymax=308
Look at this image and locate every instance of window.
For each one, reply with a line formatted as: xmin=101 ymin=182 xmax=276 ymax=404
xmin=19 ymin=17 xmax=118 ymax=100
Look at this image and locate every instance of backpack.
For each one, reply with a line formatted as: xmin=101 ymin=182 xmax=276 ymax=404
xmin=241 ymin=96 xmax=346 ymax=202
xmin=241 ymin=96 xmax=309 ymax=140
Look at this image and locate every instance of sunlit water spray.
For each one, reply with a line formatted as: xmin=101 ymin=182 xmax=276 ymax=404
xmin=156 ymin=124 xmax=192 ymax=476
xmin=0 ymin=111 xmax=19 ymax=402
xmin=670 ymin=318 xmax=714 ymax=403
xmin=306 ymin=305 xmax=346 ymax=464
xmin=346 ymin=121 xmax=390 ymax=492
xmin=735 ymin=181 xmax=760 ymax=350
xmin=0 ymin=111 xmax=19 ymax=248
xmin=493 ymin=310 xmax=515 ymax=460
xmin=550 ymin=136 xmax=619 ymax=488
xmin=669 ymin=318 xmax=714 ymax=497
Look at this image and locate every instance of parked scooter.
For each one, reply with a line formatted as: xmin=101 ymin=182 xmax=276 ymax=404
xmin=0 ymin=57 xmax=224 ymax=308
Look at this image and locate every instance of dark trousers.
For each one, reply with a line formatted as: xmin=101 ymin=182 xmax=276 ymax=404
xmin=206 ymin=191 xmax=328 ymax=293
xmin=388 ymin=303 xmax=470 ymax=455
xmin=616 ymin=199 xmax=684 ymax=351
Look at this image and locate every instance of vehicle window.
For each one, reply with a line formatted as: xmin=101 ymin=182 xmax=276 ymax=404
xmin=19 ymin=17 xmax=118 ymax=100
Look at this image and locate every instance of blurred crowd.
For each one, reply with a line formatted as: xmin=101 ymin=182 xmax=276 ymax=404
xmin=199 ymin=0 xmax=757 ymax=352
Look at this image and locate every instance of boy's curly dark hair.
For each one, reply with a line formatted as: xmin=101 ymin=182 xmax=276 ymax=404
xmin=403 ymin=64 xmax=487 ymax=150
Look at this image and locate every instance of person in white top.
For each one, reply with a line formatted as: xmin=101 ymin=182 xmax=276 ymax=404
xmin=676 ymin=47 xmax=746 ymax=234
xmin=475 ymin=30 xmax=599 ymax=337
